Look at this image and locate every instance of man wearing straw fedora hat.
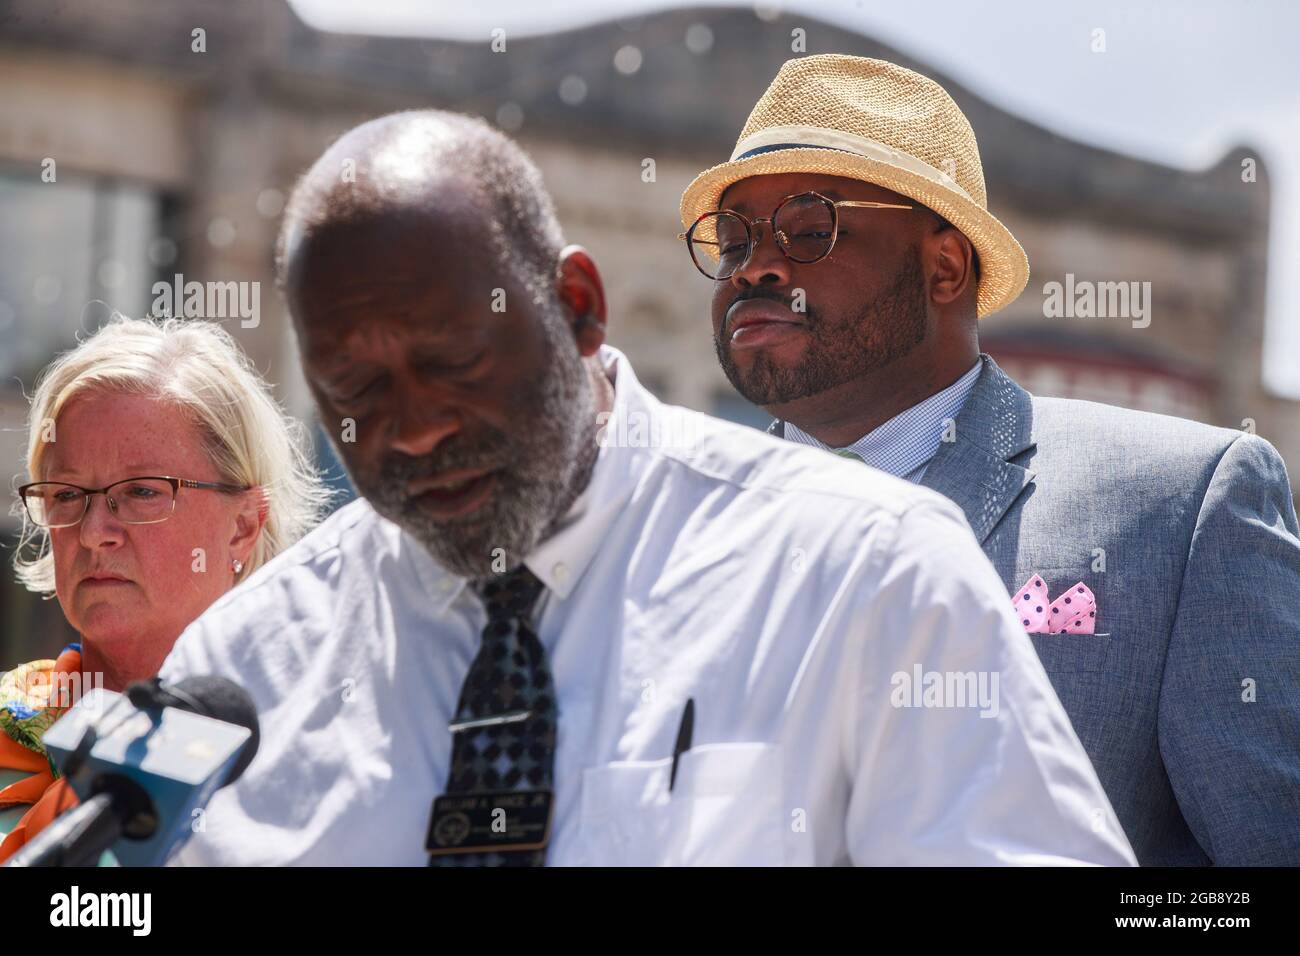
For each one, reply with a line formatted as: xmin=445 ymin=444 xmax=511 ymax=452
xmin=682 ymin=54 xmax=1300 ymax=866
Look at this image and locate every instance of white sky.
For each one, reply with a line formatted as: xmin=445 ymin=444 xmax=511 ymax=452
xmin=289 ymin=0 xmax=1300 ymax=398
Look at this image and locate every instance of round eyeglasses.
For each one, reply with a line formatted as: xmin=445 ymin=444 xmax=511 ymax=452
xmin=18 ymin=476 xmax=250 ymax=529
xmin=679 ymin=190 xmax=914 ymax=281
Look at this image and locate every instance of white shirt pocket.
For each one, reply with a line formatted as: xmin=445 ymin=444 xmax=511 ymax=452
xmin=577 ymin=757 xmax=675 ymax=866
xmin=577 ymin=743 xmax=790 ymax=866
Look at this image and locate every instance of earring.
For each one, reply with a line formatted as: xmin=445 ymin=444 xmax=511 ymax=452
xmin=232 ymin=559 xmax=244 ymax=574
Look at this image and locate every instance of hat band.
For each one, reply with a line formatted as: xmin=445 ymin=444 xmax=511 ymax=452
xmin=729 ymin=124 xmax=974 ymax=204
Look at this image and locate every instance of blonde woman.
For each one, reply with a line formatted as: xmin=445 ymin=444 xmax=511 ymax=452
xmin=0 ymin=315 xmax=332 ymax=860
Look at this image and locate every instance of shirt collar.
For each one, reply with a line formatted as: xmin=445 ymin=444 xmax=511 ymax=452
xmin=408 ymin=344 xmax=645 ymax=614
xmin=785 ymin=358 xmax=982 ymax=481
xmin=524 ymin=344 xmax=644 ymax=599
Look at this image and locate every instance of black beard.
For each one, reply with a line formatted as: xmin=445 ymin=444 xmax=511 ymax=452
xmin=715 ymin=249 xmax=928 ymax=406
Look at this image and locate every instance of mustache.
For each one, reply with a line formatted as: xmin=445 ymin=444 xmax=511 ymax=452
xmin=721 ymin=289 xmax=816 ymax=335
xmin=377 ymin=431 xmax=513 ymax=487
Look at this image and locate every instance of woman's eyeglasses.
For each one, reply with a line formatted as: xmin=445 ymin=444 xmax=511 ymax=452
xmin=17 ymin=476 xmax=250 ymax=529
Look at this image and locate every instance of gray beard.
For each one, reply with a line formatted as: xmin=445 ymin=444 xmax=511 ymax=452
xmin=341 ymin=324 xmax=600 ymax=580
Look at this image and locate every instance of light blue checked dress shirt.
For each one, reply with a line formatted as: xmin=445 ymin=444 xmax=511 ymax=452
xmin=785 ymin=360 xmax=982 ymax=482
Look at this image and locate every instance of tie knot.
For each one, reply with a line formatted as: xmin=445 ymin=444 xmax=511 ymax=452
xmin=475 ymin=565 xmax=545 ymax=621
xmin=833 ymin=448 xmax=864 ymax=463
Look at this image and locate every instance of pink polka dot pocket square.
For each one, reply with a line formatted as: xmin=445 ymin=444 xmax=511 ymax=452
xmin=1012 ymin=574 xmax=1096 ymax=634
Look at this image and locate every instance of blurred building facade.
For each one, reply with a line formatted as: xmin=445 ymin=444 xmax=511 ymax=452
xmin=0 ymin=0 xmax=1294 ymax=661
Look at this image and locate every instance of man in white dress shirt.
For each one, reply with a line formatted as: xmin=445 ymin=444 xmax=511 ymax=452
xmin=160 ymin=110 xmax=1134 ymax=866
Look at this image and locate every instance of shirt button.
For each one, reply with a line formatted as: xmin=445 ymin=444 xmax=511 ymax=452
xmin=553 ymin=563 xmax=569 ymax=584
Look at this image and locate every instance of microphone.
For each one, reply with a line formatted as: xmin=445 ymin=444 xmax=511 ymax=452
xmin=4 ymin=676 xmax=259 ymax=867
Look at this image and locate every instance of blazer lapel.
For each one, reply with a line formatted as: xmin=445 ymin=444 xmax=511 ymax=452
xmin=767 ymin=355 xmax=1035 ymax=544
xmin=918 ymin=355 xmax=1036 ymax=544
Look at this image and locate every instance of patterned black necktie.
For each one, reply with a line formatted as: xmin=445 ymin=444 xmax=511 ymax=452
xmin=429 ymin=565 xmax=557 ymax=866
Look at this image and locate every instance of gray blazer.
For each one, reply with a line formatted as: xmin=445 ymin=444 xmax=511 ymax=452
xmin=771 ymin=354 xmax=1300 ymax=864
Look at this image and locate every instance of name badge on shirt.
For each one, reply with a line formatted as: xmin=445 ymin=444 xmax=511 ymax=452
xmin=426 ymin=790 xmax=554 ymax=856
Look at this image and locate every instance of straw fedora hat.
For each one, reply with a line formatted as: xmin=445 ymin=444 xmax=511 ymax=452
xmin=680 ymin=55 xmax=1029 ymax=317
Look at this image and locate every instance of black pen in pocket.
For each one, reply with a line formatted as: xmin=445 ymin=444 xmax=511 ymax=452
xmin=669 ymin=697 xmax=694 ymax=793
